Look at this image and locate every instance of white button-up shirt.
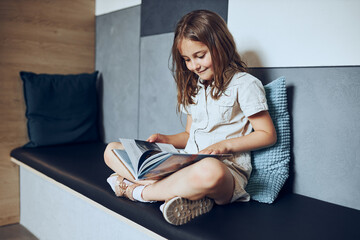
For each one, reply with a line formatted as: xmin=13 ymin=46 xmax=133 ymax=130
xmin=183 ymin=72 xmax=268 ymax=178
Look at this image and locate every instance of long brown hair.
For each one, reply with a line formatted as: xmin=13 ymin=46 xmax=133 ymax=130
xmin=171 ymin=10 xmax=247 ymax=113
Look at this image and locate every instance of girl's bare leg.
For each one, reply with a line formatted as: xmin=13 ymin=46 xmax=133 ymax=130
xmin=104 ymin=142 xmax=235 ymax=205
xmin=104 ymin=142 xmax=156 ymax=185
xmin=142 ymin=157 xmax=234 ymax=205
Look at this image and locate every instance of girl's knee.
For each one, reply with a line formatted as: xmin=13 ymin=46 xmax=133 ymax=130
xmin=104 ymin=142 xmax=122 ymax=166
xmin=189 ymin=158 xmax=227 ymax=190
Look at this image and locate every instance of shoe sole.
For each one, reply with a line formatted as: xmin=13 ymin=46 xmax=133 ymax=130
xmin=163 ymin=197 xmax=214 ymax=225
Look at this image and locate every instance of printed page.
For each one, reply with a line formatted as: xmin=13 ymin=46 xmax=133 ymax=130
xmin=112 ymin=149 xmax=136 ymax=179
xmin=138 ymin=152 xmax=170 ymax=173
xmin=138 ymin=153 xmax=233 ymax=180
xmin=119 ymin=138 xmax=178 ymax=170
xmin=119 ymin=139 xmax=143 ymax=170
xmin=156 ymin=143 xmax=178 ymax=153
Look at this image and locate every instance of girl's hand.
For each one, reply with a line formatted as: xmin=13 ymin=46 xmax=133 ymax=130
xmin=198 ymin=140 xmax=229 ymax=155
xmin=146 ymin=133 xmax=167 ymax=143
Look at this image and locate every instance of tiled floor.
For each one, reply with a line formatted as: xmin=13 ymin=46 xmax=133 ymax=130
xmin=0 ymin=224 xmax=38 ymax=240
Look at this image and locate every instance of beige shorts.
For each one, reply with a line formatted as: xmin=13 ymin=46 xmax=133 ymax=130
xmin=223 ymin=159 xmax=250 ymax=203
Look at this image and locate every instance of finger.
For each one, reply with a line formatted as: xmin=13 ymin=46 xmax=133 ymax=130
xmin=212 ymin=150 xmax=220 ymax=155
xmin=146 ymin=135 xmax=156 ymax=142
xmin=200 ymin=149 xmax=211 ymax=154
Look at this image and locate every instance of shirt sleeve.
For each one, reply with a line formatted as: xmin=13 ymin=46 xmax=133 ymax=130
xmin=237 ymin=76 xmax=268 ymax=117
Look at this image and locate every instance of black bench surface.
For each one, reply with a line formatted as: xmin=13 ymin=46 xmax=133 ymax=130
xmin=11 ymin=142 xmax=360 ymax=240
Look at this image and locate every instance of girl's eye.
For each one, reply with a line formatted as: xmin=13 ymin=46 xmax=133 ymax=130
xmin=198 ymin=54 xmax=205 ymax=59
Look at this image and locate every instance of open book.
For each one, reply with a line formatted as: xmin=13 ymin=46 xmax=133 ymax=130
xmin=112 ymin=138 xmax=233 ymax=180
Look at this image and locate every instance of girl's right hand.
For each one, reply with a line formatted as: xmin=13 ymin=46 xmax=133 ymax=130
xmin=146 ymin=133 xmax=166 ymax=143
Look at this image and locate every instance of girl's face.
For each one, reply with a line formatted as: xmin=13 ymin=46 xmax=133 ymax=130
xmin=179 ymin=38 xmax=214 ymax=81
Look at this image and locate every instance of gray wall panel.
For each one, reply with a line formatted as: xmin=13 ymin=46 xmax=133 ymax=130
xmin=96 ymin=3 xmax=360 ymax=210
xmin=141 ymin=0 xmax=228 ymax=36
xmin=250 ymin=67 xmax=360 ymax=210
xmin=139 ymin=33 xmax=186 ymax=140
xmin=96 ymin=7 xmax=141 ymax=142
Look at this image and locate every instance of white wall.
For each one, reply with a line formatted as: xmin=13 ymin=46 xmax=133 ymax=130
xmin=97 ymin=0 xmax=360 ymax=67
xmin=228 ymin=0 xmax=360 ymax=67
xmin=96 ymin=0 xmax=141 ymax=15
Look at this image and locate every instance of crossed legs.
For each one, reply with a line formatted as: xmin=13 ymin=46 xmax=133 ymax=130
xmin=104 ymin=142 xmax=235 ymax=205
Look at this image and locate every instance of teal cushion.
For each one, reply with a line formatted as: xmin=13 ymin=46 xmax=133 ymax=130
xmin=20 ymin=71 xmax=99 ymax=147
xmin=245 ymin=77 xmax=291 ymax=203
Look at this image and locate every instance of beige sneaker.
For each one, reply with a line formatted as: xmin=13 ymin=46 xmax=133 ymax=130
xmin=162 ymin=197 xmax=214 ymax=225
xmin=107 ymin=173 xmax=140 ymax=201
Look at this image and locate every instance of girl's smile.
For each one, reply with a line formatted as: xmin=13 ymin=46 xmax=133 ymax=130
xmin=178 ymin=39 xmax=214 ymax=81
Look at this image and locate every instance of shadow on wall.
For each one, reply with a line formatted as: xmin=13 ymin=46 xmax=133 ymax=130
xmin=242 ymin=50 xmax=265 ymax=68
xmin=97 ymin=73 xmax=105 ymax=142
xmin=244 ymin=50 xmax=296 ymax=195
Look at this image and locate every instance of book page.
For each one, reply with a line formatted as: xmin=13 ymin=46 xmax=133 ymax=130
xmin=119 ymin=139 xmax=143 ymax=171
xmin=112 ymin=149 xmax=136 ymax=179
xmin=138 ymin=153 xmax=233 ymax=180
xmin=156 ymin=143 xmax=178 ymax=153
xmin=138 ymin=152 xmax=171 ymax=173
xmin=119 ymin=138 xmax=178 ymax=171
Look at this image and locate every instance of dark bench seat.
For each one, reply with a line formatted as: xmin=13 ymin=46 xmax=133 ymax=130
xmin=10 ymin=142 xmax=360 ymax=240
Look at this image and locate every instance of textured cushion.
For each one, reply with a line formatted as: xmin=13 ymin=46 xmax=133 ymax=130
xmin=246 ymin=77 xmax=291 ymax=203
xmin=20 ymin=71 xmax=99 ymax=147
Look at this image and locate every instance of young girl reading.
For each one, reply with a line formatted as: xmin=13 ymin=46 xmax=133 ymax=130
xmin=104 ymin=9 xmax=277 ymax=226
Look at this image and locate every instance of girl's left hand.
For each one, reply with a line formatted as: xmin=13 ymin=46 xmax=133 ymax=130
xmin=198 ymin=140 xmax=229 ymax=155
xmin=146 ymin=133 xmax=166 ymax=143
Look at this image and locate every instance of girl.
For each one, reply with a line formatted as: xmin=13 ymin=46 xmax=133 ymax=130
xmin=104 ymin=10 xmax=277 ymax=225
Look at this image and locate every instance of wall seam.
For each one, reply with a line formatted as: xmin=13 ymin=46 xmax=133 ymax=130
xmin=137 ymin=36 xmax=142 ymax=139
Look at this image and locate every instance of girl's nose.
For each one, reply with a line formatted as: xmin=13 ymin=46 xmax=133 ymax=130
xmin=187 ymin=59 xmax=200 ymax=72
xmin=192 ymin=60 xmax=200 ymax=71
xmin=195 ymin=63 xmax=201 ymax=71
